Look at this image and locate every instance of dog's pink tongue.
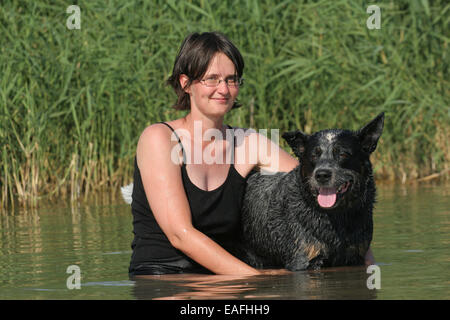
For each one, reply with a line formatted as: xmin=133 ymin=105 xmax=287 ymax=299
xmin=318 ymin=187 xmax=337 ymax=208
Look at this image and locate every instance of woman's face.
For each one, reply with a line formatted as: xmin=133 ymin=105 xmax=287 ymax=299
xmin=182 ymin=53 xmax=239 ymax=119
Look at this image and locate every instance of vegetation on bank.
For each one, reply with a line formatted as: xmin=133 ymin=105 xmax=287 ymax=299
xmin=1 ymin=0 xmax=448 ymax=209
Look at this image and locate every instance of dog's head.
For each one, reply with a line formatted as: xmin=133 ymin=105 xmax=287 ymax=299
xmin=282 ymin=113 xmax=384 ymax=211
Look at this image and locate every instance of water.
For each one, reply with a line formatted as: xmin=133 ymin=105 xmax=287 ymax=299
xmin=0 ymin=184 xmax=448 ymax=300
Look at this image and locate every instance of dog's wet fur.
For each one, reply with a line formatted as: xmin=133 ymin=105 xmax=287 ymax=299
xmin=240 ymin=113 xmax=384 ymax=271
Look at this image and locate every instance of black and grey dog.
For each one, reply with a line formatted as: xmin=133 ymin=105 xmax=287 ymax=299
xmin=240 ymin=113 xmax=384 ymax=271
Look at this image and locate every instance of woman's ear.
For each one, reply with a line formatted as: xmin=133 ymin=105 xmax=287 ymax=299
xmin=179 ymin=74 xmax=190 ymax=94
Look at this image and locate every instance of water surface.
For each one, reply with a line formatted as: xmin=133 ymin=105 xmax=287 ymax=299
xmin=0 ymin=183 xmax=448 ymax=300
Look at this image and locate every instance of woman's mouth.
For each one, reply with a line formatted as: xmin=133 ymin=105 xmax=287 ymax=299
xmin=211 ymin=97 xmax=229 ymax=103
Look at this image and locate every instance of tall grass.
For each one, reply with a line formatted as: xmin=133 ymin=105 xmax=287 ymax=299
xmin=0 ymin=0 xmax=448 ymax=210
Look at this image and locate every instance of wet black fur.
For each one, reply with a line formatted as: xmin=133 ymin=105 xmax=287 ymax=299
xmin=240 ymin=113 xmax=384 ymax=271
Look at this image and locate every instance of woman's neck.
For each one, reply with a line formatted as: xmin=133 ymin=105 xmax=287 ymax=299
xmin=183 ymin=112 xmax=226 ymax=136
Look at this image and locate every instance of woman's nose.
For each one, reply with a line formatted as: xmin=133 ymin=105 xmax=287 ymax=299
xmin=216 ymin=80 xmax=230 ymax=94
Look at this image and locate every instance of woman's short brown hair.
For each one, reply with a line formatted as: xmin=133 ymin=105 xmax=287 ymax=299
xmin=167 ymin=32 xmax=244 ymax=110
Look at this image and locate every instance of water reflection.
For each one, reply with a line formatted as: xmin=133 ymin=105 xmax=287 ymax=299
xmin=1 ymin=183 xmax=448 ymax=299
xmin=131 ymin=266 xmax=377 ymax=300
xmin=132 ymin=274 xmax=259 ymax=300
xmin=0 ymin=199 xmax=134 ymax=297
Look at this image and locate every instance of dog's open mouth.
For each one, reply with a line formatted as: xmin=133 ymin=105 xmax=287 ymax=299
xmin=317 ymin=181 xmax=351 ymax=208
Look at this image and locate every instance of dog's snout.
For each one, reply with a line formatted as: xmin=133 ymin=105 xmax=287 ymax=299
xmin=315 ymin=169 xmax=332 ymax=184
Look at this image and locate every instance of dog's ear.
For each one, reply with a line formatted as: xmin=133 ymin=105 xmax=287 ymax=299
xmin=357 ymin=112 xmax=384 ymax=154
xmin=282 ymin=130 xmax=309 ymax=157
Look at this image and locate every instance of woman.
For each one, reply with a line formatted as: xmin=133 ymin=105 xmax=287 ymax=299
xmin=129 ymin=32 xmax=373 ymax=276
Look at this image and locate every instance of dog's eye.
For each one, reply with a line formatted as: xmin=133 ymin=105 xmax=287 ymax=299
xmin=311 ymin=147 xmax=322 ymax=160
xmin=340 ymin=152 xmax=351 ymax=159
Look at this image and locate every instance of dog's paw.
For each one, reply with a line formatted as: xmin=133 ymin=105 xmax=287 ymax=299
xmin=242 ymin=251 xmax=266 ymax=269
xmin=285 ymin=256 xmax=309 ymax=271
xmin=307 ymin=257 xmax=325 ymax=270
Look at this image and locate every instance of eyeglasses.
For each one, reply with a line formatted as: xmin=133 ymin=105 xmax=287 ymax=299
xmin=200 ymin=76 xmax=243 ymax=88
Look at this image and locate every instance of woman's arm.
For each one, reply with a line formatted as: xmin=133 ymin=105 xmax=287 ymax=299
xmin=137 ymin=124 xmax=259 ymax=275
xmin=252 ymin=131 xmax=299 ymax=173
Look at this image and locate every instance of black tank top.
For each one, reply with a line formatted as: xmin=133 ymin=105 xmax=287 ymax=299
xmin=129 ymin=122 xmax=247 ymax=273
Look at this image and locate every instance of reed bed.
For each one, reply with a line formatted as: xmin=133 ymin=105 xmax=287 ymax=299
xmin=0 ymin=0 xmax=448 ymax=210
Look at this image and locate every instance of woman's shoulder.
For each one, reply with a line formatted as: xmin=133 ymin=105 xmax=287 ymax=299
xmin=136 ymin=121 xmax=184 ymax=168
xmin=137 ymin=121 xmax=182 ymax=153
xmin=139 ymin=120 xmax=181 ymax=141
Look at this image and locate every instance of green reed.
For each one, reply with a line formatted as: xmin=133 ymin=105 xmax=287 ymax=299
xmin=0 ymin=0 xmax=448 ymax=210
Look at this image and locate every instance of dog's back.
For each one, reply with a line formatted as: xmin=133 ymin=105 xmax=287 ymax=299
xmin=241 ymin=171 xmax=294 ymax=267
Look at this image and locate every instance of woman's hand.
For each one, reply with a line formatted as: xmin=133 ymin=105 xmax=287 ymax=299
xmin=257 ymin=269 xmax=292 ymax=276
